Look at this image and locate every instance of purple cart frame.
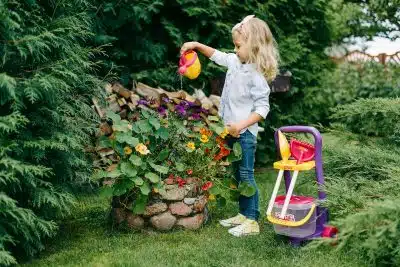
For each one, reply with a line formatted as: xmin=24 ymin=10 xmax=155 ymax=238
xmin=273 ymin=126 xmax=328 ymax=245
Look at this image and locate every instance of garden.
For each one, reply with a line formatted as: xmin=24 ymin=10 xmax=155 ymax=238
xmin=1 ymin=1 xmax=399 ymax=266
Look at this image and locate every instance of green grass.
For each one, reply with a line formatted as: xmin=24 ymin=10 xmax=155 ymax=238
xmin=25 ymin=169 xmax=367 ymax=267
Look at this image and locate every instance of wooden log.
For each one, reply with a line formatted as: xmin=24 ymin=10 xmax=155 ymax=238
xmin=127 ymin=102 xmax=136 ymax=111
xmin=98 ymin=148 xmax=114 ymax=157
xmin=92 ymin=97 xmax=104 ymax=118
xmin=208 ymin=95 xmax=221 ymax=109
xmin=135 ymin=82 xmax=164 ymax=100
xmin=130 ymin=94 xmax=140 ymax=106
xmin=112 ymin=83 xmax=132 ymax=99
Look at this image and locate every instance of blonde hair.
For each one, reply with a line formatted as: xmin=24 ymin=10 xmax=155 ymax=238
xmin=232 ymin=15 xmax=279 ymax=81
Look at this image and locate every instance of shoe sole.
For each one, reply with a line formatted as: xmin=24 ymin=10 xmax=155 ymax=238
xmin=219 ymin=221 xmax=244 ymax=227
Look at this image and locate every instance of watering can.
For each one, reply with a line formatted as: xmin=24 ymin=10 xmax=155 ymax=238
xmin=178 ymin=50 xmax=201 ymax=79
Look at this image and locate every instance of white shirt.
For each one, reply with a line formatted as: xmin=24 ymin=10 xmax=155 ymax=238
xmin=210 ymin=50 xmax=270 ymax=137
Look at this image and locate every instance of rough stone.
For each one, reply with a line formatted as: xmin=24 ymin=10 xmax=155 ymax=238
xmin=169 ymin=201 xmax=192 ymax=216
xmin=184 ymin=183 xmax=198 ymax=198
xmin=126 ymin=213 xmax=145 ymax=229
xmin=160 ymin=185 xmax=186 ymax=201
xmin=176 ymin=213 xmax=205 ymax=230
xmin=150 ymin=211 xmax=177 ymax=231
xmin=183 ymin=198 xmax=196 ymax=205
xmin=193 ymin=195 xmax=207 ymax=213
xmin=112 ymin=208 xmax=126 ymax=224
xmin=144 ymin=202 xmax=168 ymax=216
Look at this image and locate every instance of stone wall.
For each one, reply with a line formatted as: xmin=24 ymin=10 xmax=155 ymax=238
xmin=111 ymin=178 xmax=208 ymax=231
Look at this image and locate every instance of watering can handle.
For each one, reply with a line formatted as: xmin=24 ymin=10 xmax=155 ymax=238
xmin=179 ymin=50 xmax=198 ymax=67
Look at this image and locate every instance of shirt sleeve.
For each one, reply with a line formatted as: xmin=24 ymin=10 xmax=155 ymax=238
xmin=250 ymin=75 xmax=270 ymax=119
xmin=209 ymin=50 xmax=238 ymax=69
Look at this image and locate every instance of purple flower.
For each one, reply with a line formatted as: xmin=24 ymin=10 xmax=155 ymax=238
xmin=158 ymin=106 xmax=167 ymax=116
xmin=175 ymin=105 xmax=186 ymax=116
xmin=162 ymin=97 xmax=171 ymax=103
xmin=179 ymin=100 xmax=190 ymax=109
xmin=191 ymin=113 xmax=201 ymax=120
xmin=137 ymin=99 xmax=148 ymax=106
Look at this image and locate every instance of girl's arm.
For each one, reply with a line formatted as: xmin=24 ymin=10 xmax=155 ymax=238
xmin=180 ymin=42 xmax=214 ymax=58
xmin=227 ymin=113 xmax=263 ymax=137
xmin=180 ymin=42 xmax=237 ymax=68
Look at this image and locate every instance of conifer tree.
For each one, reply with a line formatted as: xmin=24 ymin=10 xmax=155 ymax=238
xmin=0 ymin=0 xmax=103 ymax=264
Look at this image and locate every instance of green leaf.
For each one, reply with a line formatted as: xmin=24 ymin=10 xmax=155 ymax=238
xmin=141 ymin=110 xmax=150 ymax=119
xmin=157 ymin=149 xmax=169 ymax=161
xmin=210 ymin=123 xmax=224 ymax=135
xmin=107 ymin=169 xmax=122 ymax=178
xmin=115 ymin=132 xmax=139 ymax=146
xmin=132 ymin=177 xmax=144 ymax=186
xmin=106 ymin=110 xmax=121 ymax=122
xmin=113 ymin=120 xmax=131 ymax=132
xmin=140 ymin=181 xmax=151 ymax=195
xmin=156 ymin=127 xmax=169 ymax=140
xmin=99 ymin=186 xmax=113 ymax=198
xmin=149 ymin=162 xmax=169 ymax=174
xmin=92 ymin=170 xmax=109 ymax=180
xmin=145 ymin=172 xmax=159 ymax=183
xmin=129 ymin=155 xmax=142 ymax=166
xmin=136 ymin=120 xmax=152 ymax=133
xmin=98 ymin=136 xmax=112 ymax=149
xmin=208 ymin=115 xmax=219 ymax=122
xmin=132 ymin=194 xmax=148 ymax=214
xmin=209 ymin=186 xmax=221 ymax=195
xmin=217 ymin=196 xmax=227 ymax=207
xmin=238 ymin=182 xmax=256 ymax=197
xmin=149 ymin=117 xmax=161 ymax=130
xmin=120 ymin=162 xmax=138 ymax=177
xmin=175 ymin=162 xmax=185 ymax=172
xmin=233 ymin=142 xmax=242 ymax=157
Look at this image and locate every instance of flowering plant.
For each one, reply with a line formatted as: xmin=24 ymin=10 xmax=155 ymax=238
xmin=93 ymin=96 xmax=255 ymax=214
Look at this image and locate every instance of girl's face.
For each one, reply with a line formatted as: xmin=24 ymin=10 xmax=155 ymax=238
xmin=232 ymin=31 xmax=248 ymax=63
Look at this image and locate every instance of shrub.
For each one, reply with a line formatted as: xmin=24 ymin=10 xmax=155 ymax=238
xmin=0 ymin=1 xmax=102 ymax=264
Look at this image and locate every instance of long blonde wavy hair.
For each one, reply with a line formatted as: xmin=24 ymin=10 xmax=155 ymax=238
xmin=232 ymin=15 xmax=279 ymax=81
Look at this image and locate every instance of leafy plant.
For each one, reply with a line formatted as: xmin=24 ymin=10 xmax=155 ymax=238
xmin=93 ymin=97 xmax=252 ymax=214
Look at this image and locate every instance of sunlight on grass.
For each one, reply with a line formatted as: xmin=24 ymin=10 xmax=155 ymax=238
xmin=26 ymin=169 xmax=366 ymax=267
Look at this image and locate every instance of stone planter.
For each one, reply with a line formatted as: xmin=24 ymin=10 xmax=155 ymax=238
xmin=110 ymin=178 xmax=208 ymax=231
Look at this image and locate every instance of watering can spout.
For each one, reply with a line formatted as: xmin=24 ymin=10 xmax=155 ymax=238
xmin=178 ymin=50 xmax=201 ymax=79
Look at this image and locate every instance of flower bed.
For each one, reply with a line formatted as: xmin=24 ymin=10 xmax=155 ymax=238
xmin=92 ymin=83 xmax=248 ymax=231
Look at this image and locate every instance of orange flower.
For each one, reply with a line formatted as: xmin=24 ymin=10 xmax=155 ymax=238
xmin=200 ymin=128 xmax=213 ymax=137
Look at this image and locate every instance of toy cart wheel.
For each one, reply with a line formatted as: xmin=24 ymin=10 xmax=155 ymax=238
xmin=322 ymin=225 xmax=338 ymax=238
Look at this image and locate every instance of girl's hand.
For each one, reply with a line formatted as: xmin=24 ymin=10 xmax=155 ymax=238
xmin=180 ymin=41 xmax=198 ymax=54
xmin=226 ymin=123 xmax=241 ymax=138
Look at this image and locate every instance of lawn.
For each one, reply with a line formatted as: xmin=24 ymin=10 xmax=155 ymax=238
xmin=25 ymin=166 xmax=367 ymax=267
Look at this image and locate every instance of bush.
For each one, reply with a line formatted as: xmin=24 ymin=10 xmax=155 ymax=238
xmin=0 ymin=1 xmax=102 ymax=264
xmin=330 ymin=98 xmax=400 ymax=142
xmin=310 ymin=132 xmax=400 ymax=266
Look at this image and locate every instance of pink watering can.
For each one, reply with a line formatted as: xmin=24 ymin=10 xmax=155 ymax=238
xmin=178 ymin=50 xmax=201 ymax=79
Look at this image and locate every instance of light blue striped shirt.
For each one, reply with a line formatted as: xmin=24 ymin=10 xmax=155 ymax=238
xmin=210 ymin=50 xmax=270 ymax=137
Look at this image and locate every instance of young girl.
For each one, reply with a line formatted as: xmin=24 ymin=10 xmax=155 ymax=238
xmin=180 ymin=15 xmax=279 ymax=237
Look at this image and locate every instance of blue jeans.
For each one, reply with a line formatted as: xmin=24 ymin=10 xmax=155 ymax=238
xmin=230 ymin=130 xmax=259 ymax=221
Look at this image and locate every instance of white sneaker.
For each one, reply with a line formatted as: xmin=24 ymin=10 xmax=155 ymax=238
xmin=219 ymin=213 xmax=247 ymax=227
xmin=228 ymin=219 xmax=260 ymax=237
